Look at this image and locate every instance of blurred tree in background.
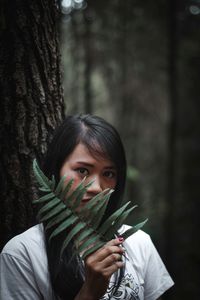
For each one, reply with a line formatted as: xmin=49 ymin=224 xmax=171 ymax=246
xmin=61 ymin=0 xmax=200 ymax=299
xmin=166 ymin=0 xmax=200 ymax=298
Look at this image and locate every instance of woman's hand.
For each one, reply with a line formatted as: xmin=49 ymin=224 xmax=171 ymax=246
xmin=74 ymin=237 xmax=125 ymax=300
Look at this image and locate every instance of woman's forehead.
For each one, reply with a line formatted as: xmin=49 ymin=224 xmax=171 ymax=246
xmin=83 ymin=140 xmax=112 ymax=162
xmin=68 ymin=142 xmax=113 ymax=165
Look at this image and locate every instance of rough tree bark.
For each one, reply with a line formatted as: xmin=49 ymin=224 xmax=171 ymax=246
xmin=0 ymin=0 xmax=65 ymax=250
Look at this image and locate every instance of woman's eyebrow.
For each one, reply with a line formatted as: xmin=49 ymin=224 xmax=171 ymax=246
xmin=103 ymin=166 xmax=116 ymax=170
xmin=75 ymin=162 xmax=116 ymax=169
xmin=76 ymin=162 xmax=94 ymax=167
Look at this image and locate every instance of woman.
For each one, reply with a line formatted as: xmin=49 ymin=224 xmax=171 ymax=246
xmin=0 ymin=114 xmax=174 ymax=300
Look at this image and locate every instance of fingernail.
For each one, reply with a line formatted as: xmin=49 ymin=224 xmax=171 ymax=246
xmin=118 ymin=236 xmax=124 ymax=242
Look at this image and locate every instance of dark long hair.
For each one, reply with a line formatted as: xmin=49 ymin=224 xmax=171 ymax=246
xmin=41 ymin=114 xmax=127 ymax=299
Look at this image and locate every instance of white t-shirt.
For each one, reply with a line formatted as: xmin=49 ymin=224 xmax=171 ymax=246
xmin=101 ymin=225 xmax=174 ymax=300
xmin=0 ymin=224 xmax=174 ymax=300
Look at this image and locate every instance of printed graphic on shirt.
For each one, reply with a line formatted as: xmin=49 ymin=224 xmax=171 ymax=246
xmin=101 ymin=273 xmax=140 ymax=300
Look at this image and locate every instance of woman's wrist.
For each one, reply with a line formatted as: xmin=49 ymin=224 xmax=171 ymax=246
xmin=74 ymin=284 xmax=98 ymax=300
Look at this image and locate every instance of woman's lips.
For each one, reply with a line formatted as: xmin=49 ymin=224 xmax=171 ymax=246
xmin=81 ymin=198 xmax=91 ymax=203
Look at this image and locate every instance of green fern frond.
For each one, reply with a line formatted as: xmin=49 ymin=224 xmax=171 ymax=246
xmin=33 ymin=159 xmax=148 ymax=259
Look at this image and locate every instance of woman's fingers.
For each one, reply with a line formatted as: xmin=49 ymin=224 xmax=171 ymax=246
xmin=102 ymin=252 xmax=122 ymax=264
xmin=98 ymin=247 xmax=124 ymax=270
xmin=83 ymin=238 xmax=125 ymax=298
xmin=90 ymin=237 xmax=125 ymax=262
xmin=106 ymin=237 xmax=124 ymax=247
xmin=85 ymin=252 xmax=124 ymax=280
xmin=85 ymin=237 xmax=125 ymax=270
xmin=101 ymin=259 xmax=124 ymax=276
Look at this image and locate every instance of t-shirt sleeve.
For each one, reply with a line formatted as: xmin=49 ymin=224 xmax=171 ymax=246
xmin=0 ymin=253 xmax=42 ymax=300
xmin=143 ymin=235 xmax=174 ymax=300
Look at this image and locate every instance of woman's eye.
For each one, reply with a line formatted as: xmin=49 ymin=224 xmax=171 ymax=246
xmin=104 ymin=171 xmax=116 ymax=179
xmin=76 ymin=168 xmax=89 ymax=176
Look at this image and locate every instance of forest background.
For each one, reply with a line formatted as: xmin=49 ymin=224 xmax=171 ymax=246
xmin=0 ymin=0 xmax=200 ymax=299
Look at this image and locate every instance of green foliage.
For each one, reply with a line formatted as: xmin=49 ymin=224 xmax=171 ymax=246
xmin=33 ymin=159 xmax=147 ymax=259
xmin=127 ymin=166 xmax=140 ymax=182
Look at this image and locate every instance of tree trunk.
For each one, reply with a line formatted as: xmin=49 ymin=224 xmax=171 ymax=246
xmin=0 ymin=0 xmax=65 ymax=250
xmin=83 ymin=11 xmax=93 ymax=114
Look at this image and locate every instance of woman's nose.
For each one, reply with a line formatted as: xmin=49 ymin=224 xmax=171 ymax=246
xmin=87 ymin=177 xmax=103 ymax=194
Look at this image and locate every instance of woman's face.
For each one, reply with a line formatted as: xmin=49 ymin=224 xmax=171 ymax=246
xmin=60 ymin=143 xmax=117 ymax=206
